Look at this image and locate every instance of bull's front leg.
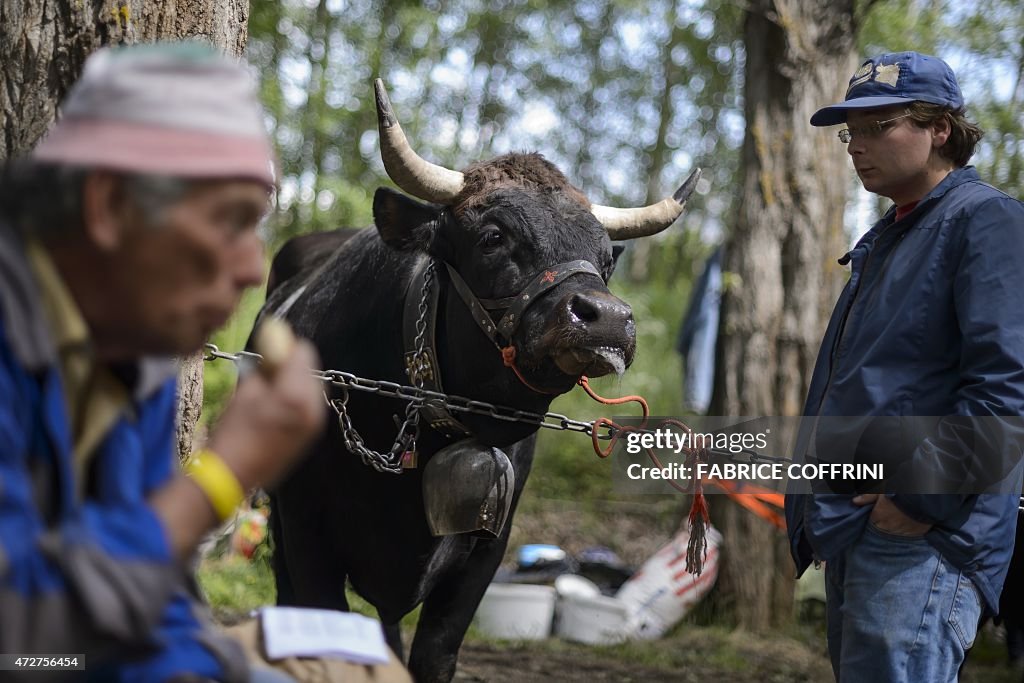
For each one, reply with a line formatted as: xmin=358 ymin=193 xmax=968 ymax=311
xmin=382 ymin=622 xmax=404 ymax=662
xmin=407 ymin=533 xmax=511 ymax=683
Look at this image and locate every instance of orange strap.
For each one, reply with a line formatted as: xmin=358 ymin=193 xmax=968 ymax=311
xmin=706 ymin=478 xmax=786 ymax=530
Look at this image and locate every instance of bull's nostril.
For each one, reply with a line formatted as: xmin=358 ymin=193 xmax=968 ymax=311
xmin=568 ymin=293 xmax=601 ymax=323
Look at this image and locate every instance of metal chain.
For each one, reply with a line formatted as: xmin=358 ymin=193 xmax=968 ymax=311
xmin=203 ymin=344 xmax=778 ymax=459
xmin=203 ymin=344 xmax=597 ymax=436
xmin=204 ymin=343 xmax=1024 ymax=510
xmin=327 ymin=261 xmax=434 ymax=474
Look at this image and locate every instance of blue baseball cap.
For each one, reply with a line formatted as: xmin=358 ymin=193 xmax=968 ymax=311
xmin=810 ymin=51 xmax=963 ymax=126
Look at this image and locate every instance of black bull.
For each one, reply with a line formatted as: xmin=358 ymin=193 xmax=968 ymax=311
xmin=254 ymin=80 xmax=699 ymax=683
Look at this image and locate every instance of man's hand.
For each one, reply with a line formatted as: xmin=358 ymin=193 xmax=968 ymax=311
xmin=852 ymin=493 xmax=932 ymax=536
xmin=207 ymin=334 xmax=326 ymax=491
xmin=152 ymin=330 xmax=325 ymax=561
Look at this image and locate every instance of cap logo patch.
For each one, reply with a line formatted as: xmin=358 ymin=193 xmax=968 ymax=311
xmin=875 ymin=63 xmax=900 ymax=87
xmin=847 ymin=62 xmax=874 ymax=94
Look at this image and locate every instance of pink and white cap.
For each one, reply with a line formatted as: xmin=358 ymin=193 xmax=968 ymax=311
xmin=32 ymin=42 xmax=276 ymax=188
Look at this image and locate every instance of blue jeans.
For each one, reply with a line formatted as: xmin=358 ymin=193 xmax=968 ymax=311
xmin=824 ymin=522 xmax=982 ymax=683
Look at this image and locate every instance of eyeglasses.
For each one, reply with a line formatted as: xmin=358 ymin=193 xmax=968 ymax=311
xmin=837 ymin=112 xmax=913 ymax=144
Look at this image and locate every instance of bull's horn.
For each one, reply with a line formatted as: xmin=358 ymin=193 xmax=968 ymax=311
xmin=374 ymin=79 xmax=464 ymax=203
xmin=592 ymin=168 xmax=702 ymax=240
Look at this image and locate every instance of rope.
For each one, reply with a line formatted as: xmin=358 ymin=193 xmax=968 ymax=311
xmin=574 ymin=381 xmax=786 ymax=572
xmin=576 ymin=381 xmax=721 ymax=574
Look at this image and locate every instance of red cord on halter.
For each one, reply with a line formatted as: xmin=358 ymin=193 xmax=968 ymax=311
xmin=500 ymin=345 xmax=563 ymax=395
xmin=497 ymin=348 xmax=557 ymax=395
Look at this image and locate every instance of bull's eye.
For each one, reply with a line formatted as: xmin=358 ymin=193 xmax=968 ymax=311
xmin=479 ymin=227 xmax=503 ymax=250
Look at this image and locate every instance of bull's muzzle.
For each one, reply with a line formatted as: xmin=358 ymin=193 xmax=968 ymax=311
xmin=551 ymin=290 xmax=636 ymax=377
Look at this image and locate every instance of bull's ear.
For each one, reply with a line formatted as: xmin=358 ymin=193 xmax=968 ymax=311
xmin=606 ymin=244 xmax=626 ymax=279
xmin=373 ymin=187 xmax=441 ymax=252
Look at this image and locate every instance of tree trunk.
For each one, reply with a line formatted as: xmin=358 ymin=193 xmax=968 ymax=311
xmin=0 ymin=0 xmax=249 ymax=464
xmin=709 ymin=0 xmax=858 ymax=630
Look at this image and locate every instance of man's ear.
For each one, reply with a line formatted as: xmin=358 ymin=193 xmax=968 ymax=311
xmin=930 ymin=115 xmax=952 ymax=149
xmin=81 ymin=171 xmax=126 ymax=251
xmin=372 ymin=187 xmax=442 ymax=252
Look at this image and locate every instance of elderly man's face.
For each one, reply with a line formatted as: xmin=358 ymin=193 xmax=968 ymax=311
xmin=105 ymin=179 xmax=268 ymax=356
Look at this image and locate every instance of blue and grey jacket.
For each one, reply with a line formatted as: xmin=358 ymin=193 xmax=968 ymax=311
xmin=0 ymin=219 xmax=247 ymax=681
xmin=785 ymin=166 xmax=1024 ymax=615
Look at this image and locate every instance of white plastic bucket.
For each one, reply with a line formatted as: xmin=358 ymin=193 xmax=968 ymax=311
xmin=555 ymin=593 xmax=630 ymax=645
xmin=473 ymin=583 xmax=556 ymax=640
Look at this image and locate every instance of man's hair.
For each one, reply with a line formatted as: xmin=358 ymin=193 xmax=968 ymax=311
xmin=0 ymin=161 xmax=195 ymax=239
xmin=907 ymin=103 xmax=983 ymax=167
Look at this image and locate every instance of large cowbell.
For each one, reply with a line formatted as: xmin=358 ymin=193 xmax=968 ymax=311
xmin=422 ymin=438 xmax=514 ymax=537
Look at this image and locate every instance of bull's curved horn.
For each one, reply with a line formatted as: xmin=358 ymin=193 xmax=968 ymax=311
xmin=374 ymin=79 xmax=464 ymax=203
xmin=592 ymin=168 xmax=702 ymax=240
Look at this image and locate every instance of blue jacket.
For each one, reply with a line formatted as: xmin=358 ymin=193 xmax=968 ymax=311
xmin=0 ymin=220 xmax=247 ymax=681
xmin=785 ymin=166 xmax=1024 ymax=614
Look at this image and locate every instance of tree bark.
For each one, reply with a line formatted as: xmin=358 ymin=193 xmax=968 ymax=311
xmin=709 ymin=0 xmax=858 ymax=630
xmin=0 ymin=0 xmax=249 ymax=464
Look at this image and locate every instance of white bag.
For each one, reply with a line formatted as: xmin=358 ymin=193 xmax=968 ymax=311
xmin=615 ymin=525 xmax=722 ymax=639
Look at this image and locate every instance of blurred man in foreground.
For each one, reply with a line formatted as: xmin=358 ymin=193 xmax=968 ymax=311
xmin=0 ymin=42 xmax=408 ymax=682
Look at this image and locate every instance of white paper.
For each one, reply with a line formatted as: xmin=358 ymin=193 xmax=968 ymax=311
xmin=261 ymin=606 xmax=391 ymax=665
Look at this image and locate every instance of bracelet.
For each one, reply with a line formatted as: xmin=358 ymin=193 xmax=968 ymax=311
xmin=185 ymin=449 xmax=245 ymax=522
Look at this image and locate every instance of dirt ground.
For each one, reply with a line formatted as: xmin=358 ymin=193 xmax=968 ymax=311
xmin=457 ymin=644 xmax=687 ymax=682
xmin=453 ymin=629 xmax=1022 ymax=683
xmin=454 ymin=630 xmax=834 ymax=682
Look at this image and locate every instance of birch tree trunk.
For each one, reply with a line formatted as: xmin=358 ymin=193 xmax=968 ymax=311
xmin=0 ymin=0 xmax=249 ymax=464
xmin=709 ymin=0 xmax=861 ymax=630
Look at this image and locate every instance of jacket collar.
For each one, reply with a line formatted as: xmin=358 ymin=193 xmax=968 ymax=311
xmin=839 ymin=166 xmax=981 ymax=264
xmin=0 ymin=218 xmax=55 ymax=371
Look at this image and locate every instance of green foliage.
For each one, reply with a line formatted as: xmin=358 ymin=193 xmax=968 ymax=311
xmin=859 ymin=0 xmax=1024 ymax=197
xmin=198 ymin=553 xmax=276 ymax=618
xmin=247 ymin=0 xmax=744 ymax=249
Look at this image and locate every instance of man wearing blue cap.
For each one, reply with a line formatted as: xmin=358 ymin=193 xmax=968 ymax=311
xmin=786 ymin=51 xmax=1024 ymax=682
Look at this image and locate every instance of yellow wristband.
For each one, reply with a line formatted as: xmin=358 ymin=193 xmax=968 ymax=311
xmin=185 ymin=449 xmax=245 ymax=522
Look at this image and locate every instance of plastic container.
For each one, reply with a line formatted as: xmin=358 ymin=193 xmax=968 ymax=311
xmin=554 ymin=573 xmax=602 ymax=600
xmin=518 ymin=544 xmax=566 ymax=568
xmin=555 ymin=593 xmax=630 ymax=645
xmin=473 ymin=583 xmax=556 ymax=640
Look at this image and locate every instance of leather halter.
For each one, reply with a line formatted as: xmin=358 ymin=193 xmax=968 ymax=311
xmin=403 ymin=256 xmax=601 ymax=437
xmin=445 ymin=259 xmax=601 ymax=349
